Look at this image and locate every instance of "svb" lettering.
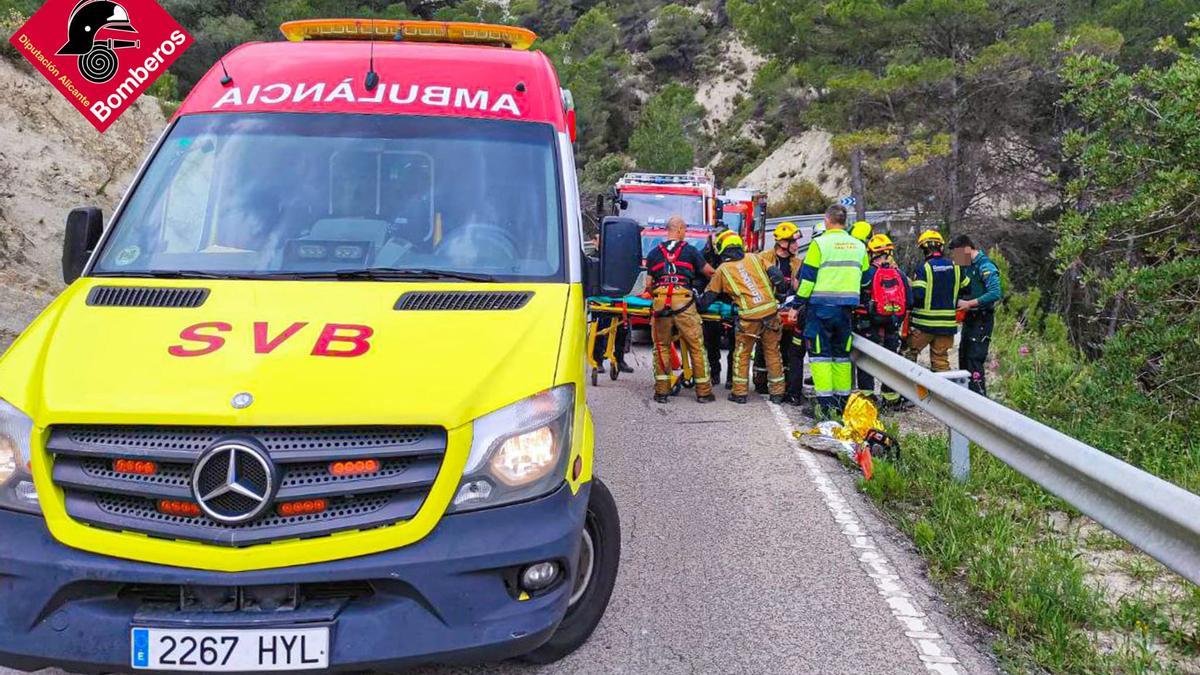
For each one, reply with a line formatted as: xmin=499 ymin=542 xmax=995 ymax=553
xmin=168 ymin=321 xmax=374 ymax=357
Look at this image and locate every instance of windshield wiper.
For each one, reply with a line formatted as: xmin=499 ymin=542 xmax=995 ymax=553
xmin=331 ymin=267 xmax=497 ymax=282
xmin=93 ymin=270 xmax=239 ymax=279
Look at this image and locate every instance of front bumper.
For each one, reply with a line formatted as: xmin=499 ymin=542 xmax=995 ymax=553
xmin=0 ymin=482 xmax=589 ymax=673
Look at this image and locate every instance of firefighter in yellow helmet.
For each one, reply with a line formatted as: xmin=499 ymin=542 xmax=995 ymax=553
xmin=905 ymin=228 xmax=969 ymax=372
xmin=850 ymin=220 xmax=873 ymax=243
xmin=699 ymin=233 xmax=786 ymax=403
xmin=855 ymin=233 xmax=912 ymax=407
xmin=753 ymin=221 xmax=805 ymax=404
xmin=701 ymin=227 xmax=738 ymax=386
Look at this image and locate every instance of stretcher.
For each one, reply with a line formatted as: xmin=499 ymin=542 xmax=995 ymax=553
xmin=586 ymin=296 xmax=734 ymax=389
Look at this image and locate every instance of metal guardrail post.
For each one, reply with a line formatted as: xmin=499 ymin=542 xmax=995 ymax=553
xmin=934 ymin=371 xmax=972 ymax=482
xmin=849 ymin=334 xmax=1200 ymax=585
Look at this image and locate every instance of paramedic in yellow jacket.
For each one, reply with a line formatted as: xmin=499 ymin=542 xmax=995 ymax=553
xmin=699 ymin=234 xmax=786 ymax=404
xmin=796 ymin=204 xmax=870 ymax=417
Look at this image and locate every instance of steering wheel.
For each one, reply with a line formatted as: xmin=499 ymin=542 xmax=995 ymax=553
xmin=438 ymin=223 xmax=519 ymax=268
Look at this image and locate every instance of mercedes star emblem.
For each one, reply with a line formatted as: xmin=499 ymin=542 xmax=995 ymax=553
xmin=231 ymin=392 xmax=254 ymax=409
xmin=191 ymin=442 xmax=276 ymax=523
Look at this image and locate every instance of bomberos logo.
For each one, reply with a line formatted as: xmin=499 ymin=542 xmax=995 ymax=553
xmin=7 ymin=0 xmax=192 ymax=132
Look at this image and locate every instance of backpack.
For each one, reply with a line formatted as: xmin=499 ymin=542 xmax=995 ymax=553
xmin=870 ymin=263 xmax=908 ymax=317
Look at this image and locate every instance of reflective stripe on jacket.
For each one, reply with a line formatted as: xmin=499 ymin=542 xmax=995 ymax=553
xmin=909 ymin=255 xmax=968 ymax=334
xmin=797 ymin=229 xmax=869 ymax=306
xmin=710 ymin=253 xmax=779 ymax=320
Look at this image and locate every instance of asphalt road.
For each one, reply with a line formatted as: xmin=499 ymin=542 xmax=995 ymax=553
xmin=6 ymin=346 xmax=997 ymax=675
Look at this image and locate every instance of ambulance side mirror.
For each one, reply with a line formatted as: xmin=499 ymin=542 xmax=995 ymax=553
xmin=586 ymin=216 xmax=642 ymax=297
xmin=63 ymin=206 xmax=104 ymax=284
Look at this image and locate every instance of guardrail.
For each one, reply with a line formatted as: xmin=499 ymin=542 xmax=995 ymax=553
xmin=763 ymin=210 xmax=915 ymax=254
xmin=765 ymin=209 xmax=913 ymax=229
xmin=850 ymin=335 xmax=1200 ymax=585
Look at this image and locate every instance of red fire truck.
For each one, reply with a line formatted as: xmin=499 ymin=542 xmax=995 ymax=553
xmin=611 ymin=168 xmax=718 ymax=258
xmin=718 ymin=188 xmax=768 ymax=253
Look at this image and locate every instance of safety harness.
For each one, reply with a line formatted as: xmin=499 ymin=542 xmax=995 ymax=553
xmin=649 ymin=241 xmax=697 ymax=318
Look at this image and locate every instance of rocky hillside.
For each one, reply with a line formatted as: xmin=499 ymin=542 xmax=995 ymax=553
xmin=692 ymin=38 xmax=847 ymax=201
xmin=736 ymin=131 xmax=847 ymax=199
xmin=0 ymin=57 xmax=167 ymax=350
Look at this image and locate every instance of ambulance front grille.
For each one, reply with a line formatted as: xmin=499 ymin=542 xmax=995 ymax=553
xmin=86 ymin=286 xmax=210 ymax=308
xmin=47 ymin=425 xmax=447 ymax=547
xmin=393 ymin=290 xmax=533 ymax=311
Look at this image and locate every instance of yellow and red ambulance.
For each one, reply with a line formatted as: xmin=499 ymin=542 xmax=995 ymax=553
xmin=0 ymin=19 xmax=641 ymax=672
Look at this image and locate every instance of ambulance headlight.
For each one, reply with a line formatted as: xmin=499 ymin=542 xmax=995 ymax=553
xmin=0 ymin=399 xmax=40 ymax=515
xmin=450 ymin=385 xmax=574 ymax=513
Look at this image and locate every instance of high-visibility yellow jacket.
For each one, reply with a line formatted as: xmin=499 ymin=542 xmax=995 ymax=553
xmin=797 ymin=229 xmax=869 ymax=306
xmin=709 ymin=253 xmax=779 ymax=320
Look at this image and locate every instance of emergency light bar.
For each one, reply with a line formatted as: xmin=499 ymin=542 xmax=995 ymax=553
xmin=617 ymin=167 xmax=715 ymax=189
xmin=280 ymin=19 xmax=537 ymax=50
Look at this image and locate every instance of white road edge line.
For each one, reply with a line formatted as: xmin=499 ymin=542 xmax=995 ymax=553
xmin=769 ymin=403 xmax=964 ymax=675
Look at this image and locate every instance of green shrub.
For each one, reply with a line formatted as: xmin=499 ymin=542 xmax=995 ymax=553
xmin=628 ymin=83 xmax=704 ymax=173
xmin=768 ymin=180 xmax=828 ymax=217
xmin=147 ymin=70 xmax=178 ymax=101
xmin=712 ymin=136 xmax=763 ymax=185
xmin=995 ymin=294 xmax=1199 ymax=493
xmin=646 ymin=5 xmax=707 ymax=74
xmin=1 ymin=8 xmax=28 ymax=65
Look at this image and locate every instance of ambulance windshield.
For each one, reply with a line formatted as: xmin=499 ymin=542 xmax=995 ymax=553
xmin=93 ymin=113 xmax=565 ymax=281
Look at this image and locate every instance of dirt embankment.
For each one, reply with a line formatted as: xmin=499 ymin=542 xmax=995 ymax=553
xmin=0 ymin=57 xmax=167 ymax=350
xmin=738 ymin=131 xmax=849 ymax=202
xmin=694 ymin=38 xmax=764 ymax=134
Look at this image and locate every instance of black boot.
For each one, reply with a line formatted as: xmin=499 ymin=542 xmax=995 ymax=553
xmin=696 ymin=393 xmax=715 ymax=403
xmin=783 ymin=394 xmax=804 ymax=407
xmin=711 ymin=371 xmax=721 ymax=386
xmin=969 ymin=373 xmax=987 ymax=397
xmin=653 ymin=393 xmax=670 ymax=404
xmin=728 ymin=393 xmax=748 ymax=404
xmin=618 ymin=360 xmax=634 ymax=374
xmin=724 ymin=380 xmax=733 ymax=390
xmin=769 ymin=394 xmax=785 ymax=404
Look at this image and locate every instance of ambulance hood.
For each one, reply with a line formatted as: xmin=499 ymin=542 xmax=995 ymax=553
xmin=0 ymin=280 xmax=569 ymax=430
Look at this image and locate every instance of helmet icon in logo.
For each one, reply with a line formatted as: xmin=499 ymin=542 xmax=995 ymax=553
xmin=56 ymin=0 xmax=140 ymax=84
xmin=191 ymin=443 xmax=276 ymax=524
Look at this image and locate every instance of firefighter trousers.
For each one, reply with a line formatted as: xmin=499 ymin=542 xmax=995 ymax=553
xmin=755 ymin=328 xmax=804 ymax=398
xmin=651 ymin=294 xmax=712 ymax=398
xmin=960 ymin=311 xmax=995 ymax=397
xmin=702 ymin=319 xmax=731 ymax=384
xmin=732 ymin=315 xmax=783 ymax=397
xmin=906 ymin=329 xmax=955 ymax=372
xmin=856 ymin=318 xmax=901 ymax=399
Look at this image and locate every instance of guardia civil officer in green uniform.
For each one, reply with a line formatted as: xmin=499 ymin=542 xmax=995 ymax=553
xmin=796 ymin=204 xmax=869 ymax=417
xmin=949 ymin=235 xmax=1003 ymax=397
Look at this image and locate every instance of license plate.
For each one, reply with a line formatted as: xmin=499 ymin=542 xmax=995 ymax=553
xmin=131 ymin=627 xmax=329 ymax=671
